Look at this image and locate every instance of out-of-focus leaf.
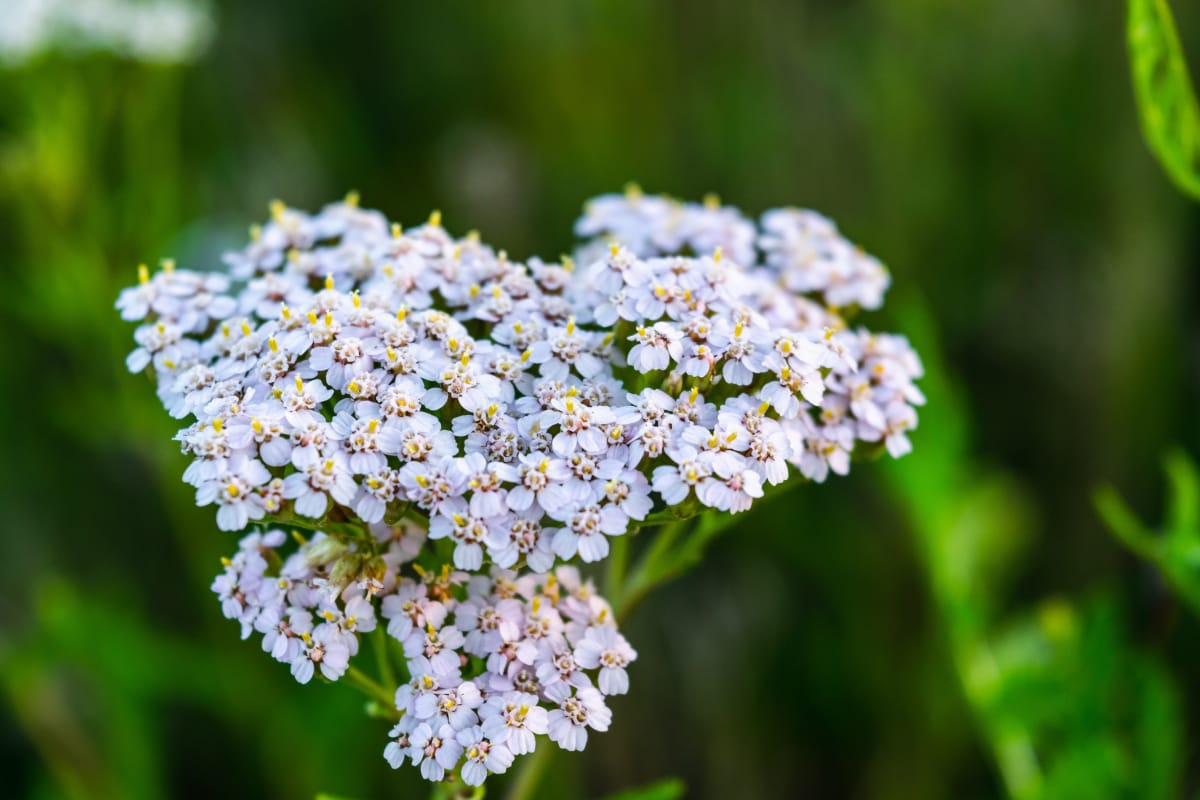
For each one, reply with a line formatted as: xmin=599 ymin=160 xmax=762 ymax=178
xmin=980 ymin=597 xmax=1182 ymax=800
xmin=600 ymin=777 xmax=686 ymax=800
xmin=1128 ymin=0 xmax=1200 ymax=196
xmin=1095 ymin=449 xmax=1200 ymax=615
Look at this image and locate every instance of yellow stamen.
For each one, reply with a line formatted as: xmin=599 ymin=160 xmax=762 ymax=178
xmin=161 ymin=258 xmax=175 ymax=273
xmin=396 ymin=307 xmax=408 ymax=322
xmin=294 ymin=376 xmax=304 ymax=392
xmin=351 ymin=291 xmax=361 ymax=308
xmin=212 ymin=418 xmax=224 ymax=433
xmin=428 ymin=209 xmax=442 ymax=227
xmin=703 ymin=192 xmax=720 ymax=209
xmin=220 ymin=556 xmax=232 ymax=567
xmin=391 ymin=222 xmax=403 ymax=238
xmin=367 ymin=419 xmax=379 ymax=433
xmin=240 ymin=321 xmax=252 ymax=337
xmin=226 ymin=483 xmax=239 ymax=498
xmin=269 ymin=199 xmax=285 ymax=222
xmin=713 ymin=246 xmax=723 ymax=263
xmin=344 ymin=189 xmax=360 ymax=207
xmin=624 ymin=181 xmax=643 ymax=200
xmin=137 ymin=263 xmax=149 ymax=284
xmin=252 ymin=418 xmax=263 ymax=434
xmin=688 ymin=386 xmax=699 ymax=403
xmin=324 ymin=274 xmax=334 ymax=291
xmin=347 ymin=380 xmax=361 ymax=395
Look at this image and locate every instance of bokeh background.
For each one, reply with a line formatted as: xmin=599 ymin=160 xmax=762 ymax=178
xmin=3 ymin=1 xmax=1200 ymax=798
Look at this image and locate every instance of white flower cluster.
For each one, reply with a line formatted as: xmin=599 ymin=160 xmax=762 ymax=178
xmin=118 ymin=191 xmax=922 ymax=548
xmin=578 ymin=186 xmax=891 ymax=311
xmin=213 ymin=526 xmax=633 ymax=787
xmin=118 ymin=187 xmax=922 ymax=786
xmin=2 ymin=0 xmax=214 ymax=66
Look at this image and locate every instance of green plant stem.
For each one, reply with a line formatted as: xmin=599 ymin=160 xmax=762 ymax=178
xmin=343 ymin=665 xmax=395 ymax=709
xmin=605 ymin=534 xmax=630 ymax=610
xmin=504 ymin=743 xmax=552 ymax=800
xmin=372 ymin=626 xmax=397 ymax=692
xmin=617 ymin=520 xmax=691 ymax=621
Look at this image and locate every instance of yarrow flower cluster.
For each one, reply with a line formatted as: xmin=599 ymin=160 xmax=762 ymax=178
xmin=213 ymin=525 xmax=630 ymax=786
xmin=118 ymin=186 xmax=922 ymax=787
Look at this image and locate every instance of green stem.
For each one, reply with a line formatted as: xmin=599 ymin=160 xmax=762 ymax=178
xmin=372 ymin=626 xmax=397 ymax=692
xmin=605 ymin=534 xmax=629 ymax=609
xmin=504 ymin=743 xmax=552 ymax=800
xmin=343 ymin=664 xmax=395 ymax=709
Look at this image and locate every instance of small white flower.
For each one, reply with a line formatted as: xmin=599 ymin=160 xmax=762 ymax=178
xmin=545 ymin=684 xmax=611 ymax=751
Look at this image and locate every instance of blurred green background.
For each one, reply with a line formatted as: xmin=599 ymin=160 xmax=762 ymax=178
xmin=4 ymin=1 xmax=1200 ymax=798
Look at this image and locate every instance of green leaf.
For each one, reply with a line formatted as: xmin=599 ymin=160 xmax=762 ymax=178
xmin=1096 ymin=450 xmax=1200 ymax=616
xmin=1128 ymin=0 xmax=1200 ymax=196
xmin=600 ymin=778 xmax=686 ymax=800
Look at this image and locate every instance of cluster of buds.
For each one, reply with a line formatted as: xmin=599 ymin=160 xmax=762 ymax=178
xmin=118 ymin=187 xmax=922 ymax=786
